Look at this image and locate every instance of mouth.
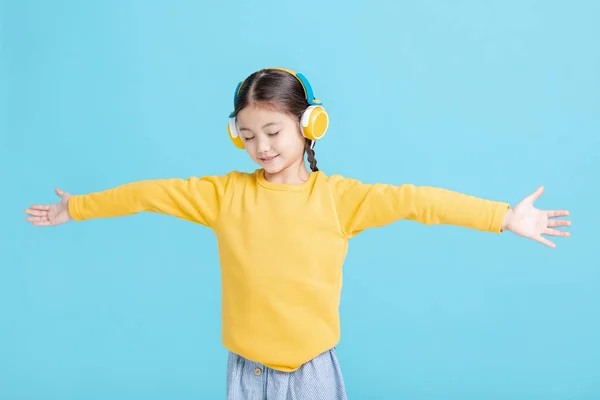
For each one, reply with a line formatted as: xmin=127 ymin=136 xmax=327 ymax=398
xmin=259 ymin=155 xmax=279 ymax=163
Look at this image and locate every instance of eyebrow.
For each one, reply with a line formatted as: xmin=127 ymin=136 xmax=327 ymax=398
xmin=239 ymin=122 xmax=281 ymax=132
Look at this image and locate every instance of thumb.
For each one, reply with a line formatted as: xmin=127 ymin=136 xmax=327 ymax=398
xmin=55 ymin=188 xmax=70 ymax=199
xmin=526 ymin=186 xmax=544 ymax=203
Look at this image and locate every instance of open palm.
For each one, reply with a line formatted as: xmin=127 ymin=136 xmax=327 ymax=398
xmin=24 ymin=188 xmax=73 ymax=227
xmin=504 ymin=186 xmax=571 ymax=248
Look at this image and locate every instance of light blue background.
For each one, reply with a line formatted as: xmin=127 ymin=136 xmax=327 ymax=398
xmin=2 ymin=1 xmax=598 ymax=398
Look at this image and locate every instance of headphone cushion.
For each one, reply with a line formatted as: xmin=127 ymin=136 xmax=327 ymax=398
xmin=301 ymin=106 xmax=329 ymax=141
xmin=228 ymin=118 xmax=245 ymax=149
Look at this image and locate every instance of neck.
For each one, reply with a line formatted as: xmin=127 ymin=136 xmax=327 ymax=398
xmin=264 ymin=160 xmax=311 ymax=185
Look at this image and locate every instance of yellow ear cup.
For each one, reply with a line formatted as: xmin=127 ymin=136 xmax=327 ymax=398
xmin=300 ymin=106 xmax=329 ymax=141
xmin=228 ymin=118 xmax=245 ymax=149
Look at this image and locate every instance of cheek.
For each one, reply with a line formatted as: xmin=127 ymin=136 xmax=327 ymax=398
xmin=243 ymin=141 xmax=257 ymax=156
xmin=278 ymin=132 xmax=304 ymax=154
xmin=293 ymin=137 xmax=306 ymax=157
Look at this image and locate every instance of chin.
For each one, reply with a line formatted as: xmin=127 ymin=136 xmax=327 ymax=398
xmin=261 ymin=163 xmax=284 ymax=174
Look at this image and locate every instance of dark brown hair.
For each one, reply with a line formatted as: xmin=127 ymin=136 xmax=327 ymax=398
xmin=233 ymin=69 xmax=319 ymax=172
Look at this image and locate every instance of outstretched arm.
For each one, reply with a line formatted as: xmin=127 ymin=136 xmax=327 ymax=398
xmin=332 ymin=177 xmax=570 ymax=248
xmin=24 ymin=174 xmax=233 ymax=228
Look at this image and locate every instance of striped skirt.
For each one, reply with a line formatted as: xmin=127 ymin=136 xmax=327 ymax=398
xmin=226 ymin=348 xmax=348 ymax=400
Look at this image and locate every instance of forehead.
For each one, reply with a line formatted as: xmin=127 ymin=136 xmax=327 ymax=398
xmin=236 ymin=104 xmax=293 ymax=128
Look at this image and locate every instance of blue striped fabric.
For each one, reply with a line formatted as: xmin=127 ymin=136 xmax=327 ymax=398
xmin=226 ymin=348 xmax=348 ymax=399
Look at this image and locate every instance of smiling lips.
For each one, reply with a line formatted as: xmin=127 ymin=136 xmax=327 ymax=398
xmin=260 ymin=155 xmax=279 ymax=163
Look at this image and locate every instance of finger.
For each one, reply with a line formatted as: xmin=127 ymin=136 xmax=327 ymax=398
xmin=526 ymin=186 xmax=544 ymax=203
xmin=536 ymin=235 xmax=556 ymax=248
xmin=26 ymin=215 xmax=47 ymax=221
xmin=547 ymin=219 xmax=571 ymax=228
xmin=32 ymin=220 xmax=51 ymax=227
xmin=547 ymin=210 xmax=570 ymax=218
xmin=24 ymin=209 xmax=47 ymax=217
xmin=28 ymin=205 xmax=50 ymax=211
xmin=543 ymin=228 xmax=570 ymax=237
xmin=26 ymin=216 xmax=48 ymax=224
xmin=55 ymin=188 xmax=71 ymax=199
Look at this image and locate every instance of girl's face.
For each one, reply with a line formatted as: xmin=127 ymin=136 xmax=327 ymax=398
xmin=236 ymin=103 xmax=306 ymax=177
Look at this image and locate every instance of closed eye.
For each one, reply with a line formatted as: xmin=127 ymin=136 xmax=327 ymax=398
xmin=243 ymin=136 xmax=255 ymax=141
xmin=268 ymin=131 xmax=280 ymax=137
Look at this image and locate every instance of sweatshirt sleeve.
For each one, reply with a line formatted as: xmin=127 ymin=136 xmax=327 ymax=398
xmin=331 ymin=176 xmax=510 ymax=238
xmin=67 ymin=173 xmax=235 ymax=228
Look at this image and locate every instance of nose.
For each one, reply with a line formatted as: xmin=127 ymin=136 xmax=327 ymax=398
xmin=256 ymin=135 xmax=271 ymax=153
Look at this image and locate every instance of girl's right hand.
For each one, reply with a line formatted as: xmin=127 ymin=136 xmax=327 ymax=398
xmin=25 ymin=188 xmax=73 ymax=227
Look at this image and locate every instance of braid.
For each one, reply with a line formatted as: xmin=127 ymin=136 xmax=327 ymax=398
xmin=304 ymin=140 xmax=319 ymax=172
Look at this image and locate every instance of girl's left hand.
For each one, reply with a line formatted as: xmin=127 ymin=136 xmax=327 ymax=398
xmin=502 ymin=186 xmax=571 ymax=248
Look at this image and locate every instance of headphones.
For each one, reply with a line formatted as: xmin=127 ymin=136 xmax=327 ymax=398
xmin=227 ymin=68 xmax=329 ymax=149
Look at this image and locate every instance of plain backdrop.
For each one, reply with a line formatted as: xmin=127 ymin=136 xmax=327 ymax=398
xmin=2 ymin=1 xmax=598 ymax=399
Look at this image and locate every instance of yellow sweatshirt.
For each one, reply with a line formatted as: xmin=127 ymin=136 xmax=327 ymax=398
xmin=68 ymin=169 xmax=509 ymax=372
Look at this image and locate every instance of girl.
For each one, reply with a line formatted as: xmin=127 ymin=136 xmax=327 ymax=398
xmin=24 ymin=68 xmax=571 ymax=399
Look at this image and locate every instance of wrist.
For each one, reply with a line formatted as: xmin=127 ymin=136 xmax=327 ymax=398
xmin=501 ymin=207 xmax=513 ymax=232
